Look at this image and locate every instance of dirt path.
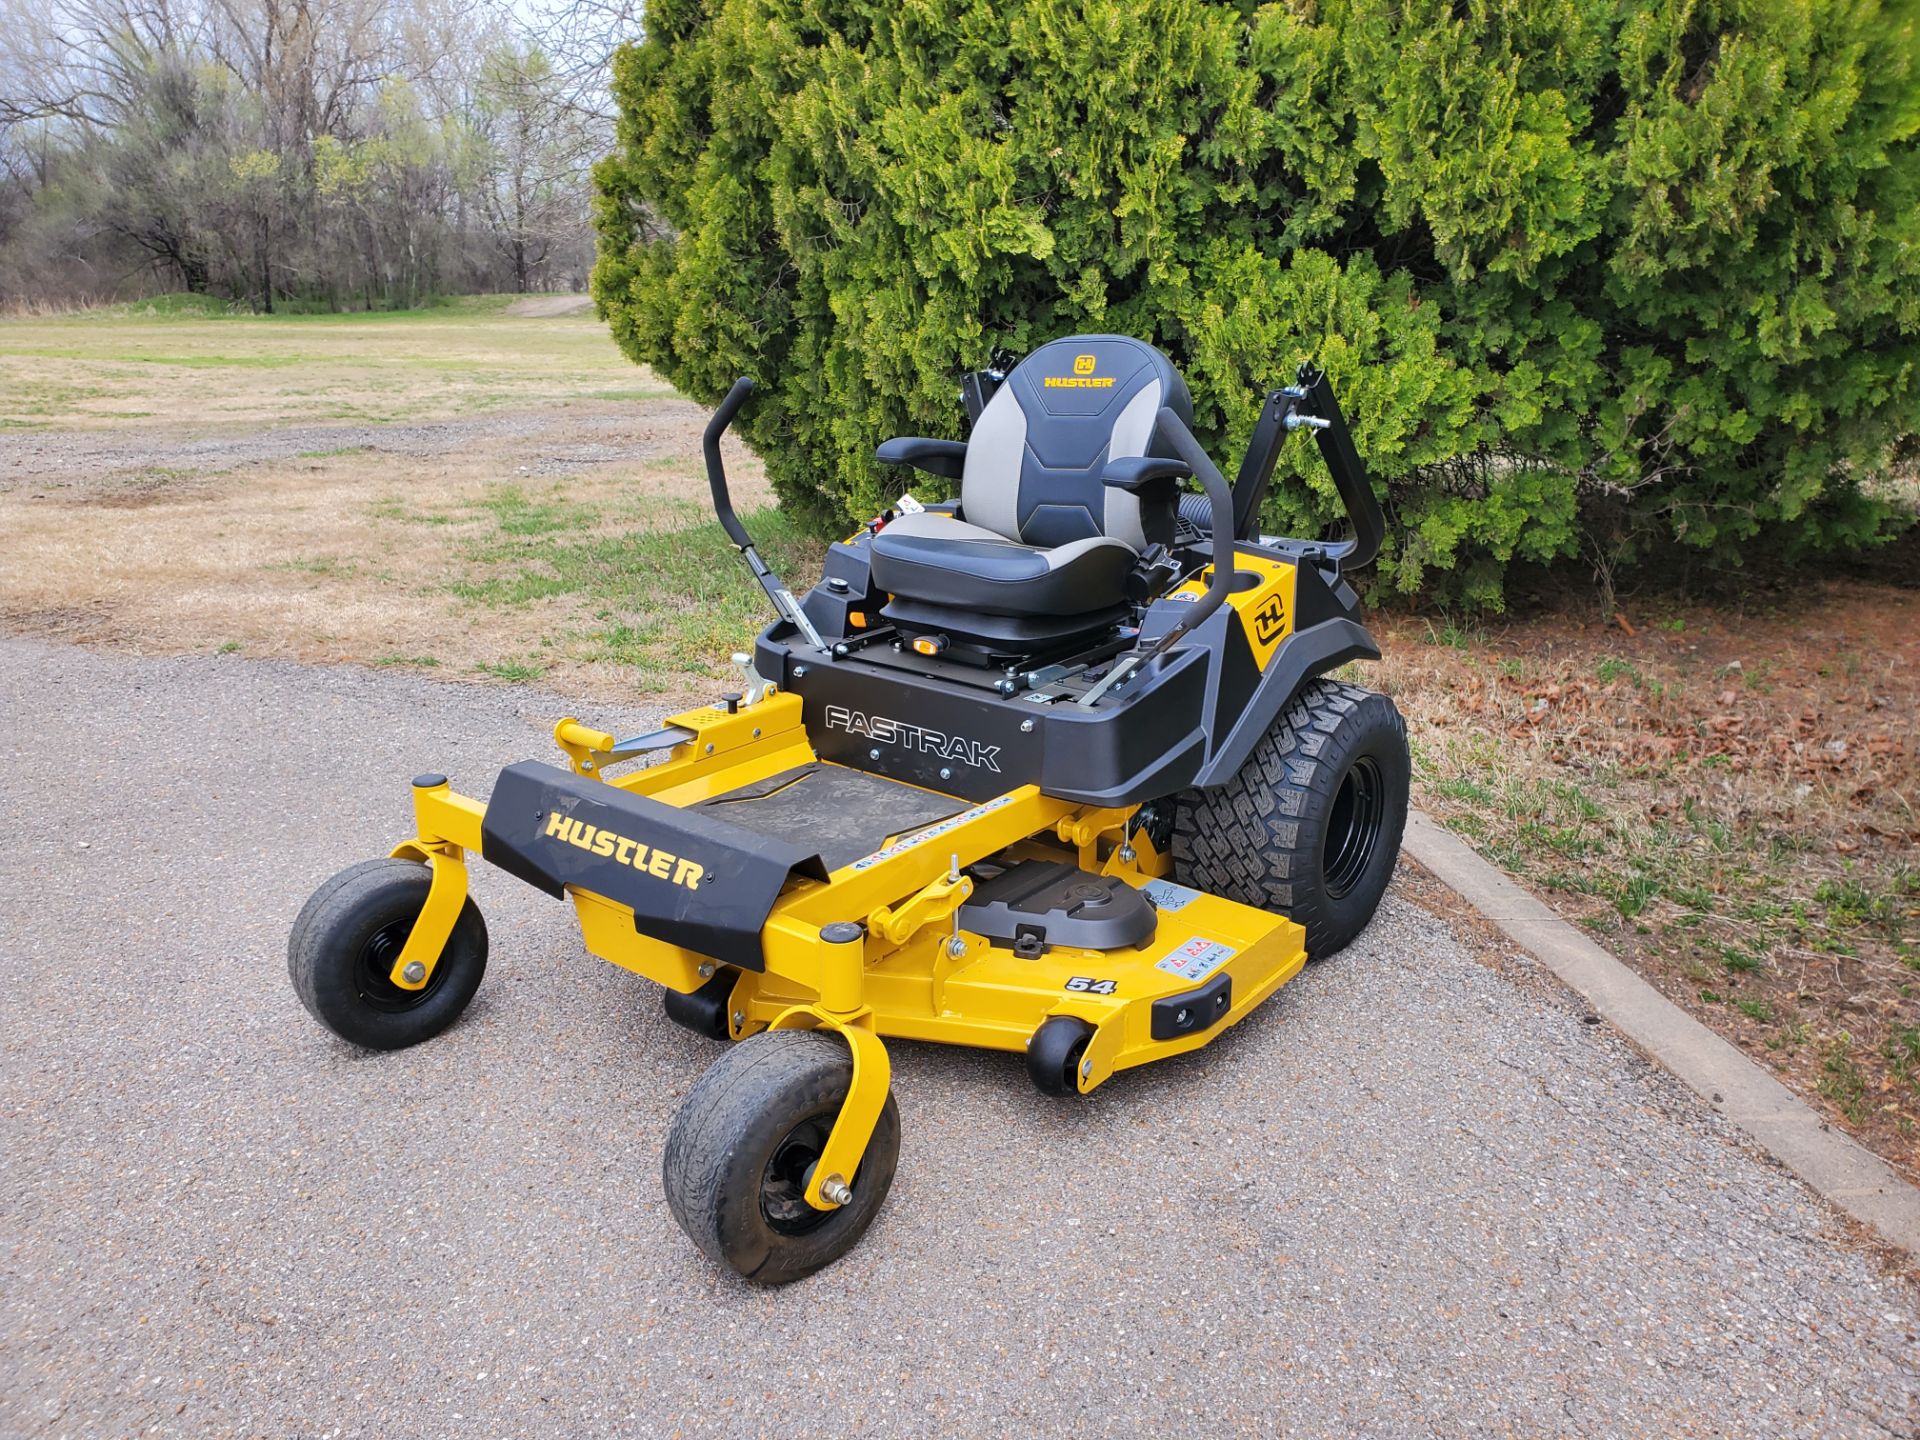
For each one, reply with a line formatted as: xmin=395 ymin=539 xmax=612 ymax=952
xmin=504 ymin=294 xmax=595 ymax=317
xmin=0 ymin=400 xmax=709 ymax=493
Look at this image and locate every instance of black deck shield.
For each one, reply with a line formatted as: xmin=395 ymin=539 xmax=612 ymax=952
xmin=480 ymin=761 xmax=829 ymax=971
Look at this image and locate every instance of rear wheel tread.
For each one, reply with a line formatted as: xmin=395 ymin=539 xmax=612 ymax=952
xmin=1173 ymin=678 xmax=1409 ymax=959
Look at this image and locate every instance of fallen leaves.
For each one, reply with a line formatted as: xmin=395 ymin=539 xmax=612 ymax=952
xmin=1371 ymin=580 xmax=1920 ymax=1177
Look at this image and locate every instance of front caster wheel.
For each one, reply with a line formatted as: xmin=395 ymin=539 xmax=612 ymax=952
xmin=1027 ymin=1016 xmax=1095 ymax=1097
xmin=663 ymin=1030 xmax=900 ymax=1284
xmin=288 ymin=858 xmax=488 ymax=1050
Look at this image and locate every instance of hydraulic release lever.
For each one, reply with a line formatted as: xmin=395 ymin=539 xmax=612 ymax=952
xmin=703 ymin=378 xmax=829 ymax=652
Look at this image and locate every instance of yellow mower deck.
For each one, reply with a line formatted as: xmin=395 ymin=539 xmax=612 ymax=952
xmin=389 ymin=683 xmax=1307 ymax=1209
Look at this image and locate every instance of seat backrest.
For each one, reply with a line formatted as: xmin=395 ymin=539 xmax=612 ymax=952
xmin=960 ymin=335 xmax=1193 ymax=550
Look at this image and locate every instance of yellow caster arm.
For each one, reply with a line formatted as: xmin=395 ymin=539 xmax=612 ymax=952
xmin=386 ymin=774 xmax=484 ymax=991
xmin=766 ymin=1005 xmax=893 ymax=1211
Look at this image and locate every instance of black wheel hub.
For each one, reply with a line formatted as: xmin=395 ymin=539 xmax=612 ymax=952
xmin=1323 ymin=755 xmax=1386 ymax=901
xmin=352 ymin=918 xmax=443 ymax=1013
xmin=760 ymin=1114 xmax=838 ymax=1236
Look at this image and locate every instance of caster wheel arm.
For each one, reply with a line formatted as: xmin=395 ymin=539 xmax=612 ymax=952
xmin=385 ymin=839 xmax=469 ymax=992
xmin=765 ymin=1006 xmax=891 ymax=1211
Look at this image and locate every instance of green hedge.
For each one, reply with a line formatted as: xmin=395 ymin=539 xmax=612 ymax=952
xmin=593 ymin=0 xmax=1919 ymax=603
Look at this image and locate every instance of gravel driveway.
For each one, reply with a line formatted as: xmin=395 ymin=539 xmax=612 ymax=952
xmin=1 ymin=638 xmax=1914 ymax=1438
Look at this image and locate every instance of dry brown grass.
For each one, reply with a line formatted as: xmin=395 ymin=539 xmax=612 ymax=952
xmin=0 ymin=299 xmax=799 ymax=695
xmin=0 ymin=424 xmax=778 ymax=692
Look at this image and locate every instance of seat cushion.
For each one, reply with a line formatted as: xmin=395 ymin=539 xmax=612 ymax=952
xmin=869 ymin=511 xmax=1136 ymax=617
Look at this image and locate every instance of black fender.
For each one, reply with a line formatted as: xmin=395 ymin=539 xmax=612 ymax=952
xmin=1190 ymin=617 xmax=1380 ymax=789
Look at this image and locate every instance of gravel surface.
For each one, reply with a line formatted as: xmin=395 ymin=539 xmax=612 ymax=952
xmin=2 ymin=638 xmax=1915 ymax=1438
xmin=0 ymin=402 xmax=709 ymax=490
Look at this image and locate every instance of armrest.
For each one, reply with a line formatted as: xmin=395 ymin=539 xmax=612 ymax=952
xmin=1102 ymin=455 xmax=1193 ymax=493
xmin=875 ymin=436 xmax=968 ymax=482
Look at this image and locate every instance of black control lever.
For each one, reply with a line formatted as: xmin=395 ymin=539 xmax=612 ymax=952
xmin=704 ymin=377 xmax=828 ymax=652
xmin=1077 ymin=407 xmax=1236 ymax=707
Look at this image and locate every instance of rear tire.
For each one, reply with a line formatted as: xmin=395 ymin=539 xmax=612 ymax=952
xmin=663 ymin=1030 xmax=901 ymax=1284
xmin=1174 ymin=678 xmax=1408 ymax=958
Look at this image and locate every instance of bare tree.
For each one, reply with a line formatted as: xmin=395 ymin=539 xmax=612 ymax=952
xmin=510 ymin=0 xmax=636 ymax=121
xmin=468 ymin=44 xmax=593 ymax=292
xmin=0 ymin=0 xmax=608 ymax=307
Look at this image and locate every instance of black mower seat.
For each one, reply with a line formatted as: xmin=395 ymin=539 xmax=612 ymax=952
xmin=869 ymin=513 xmax=1135 ymax=616
xmin=870 ymin=335 xmax=1192 ymax=621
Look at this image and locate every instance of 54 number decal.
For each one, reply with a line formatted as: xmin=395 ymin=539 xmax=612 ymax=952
xmin=1064 ymin=976 xmax=1117 ymax=996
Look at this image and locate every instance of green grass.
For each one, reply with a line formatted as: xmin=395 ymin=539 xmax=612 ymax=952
xmin=268 ymin=557 xmax=359 ymax=578
xmin=115 ymin=293 xmax=235 ymax=318
xmin=1885 ymin=1026 xmax=1920 ymax=1094
xmin=77 ymin=291 xmax=519 ymax=322
xmin=1594 ymin=656 xmax=1641 ymax=686
xmin=1815 ymin=875 xmax=1904 ymax=930
xmin=1819 ymin=1033 xmax=1870 ymax=1124
xmin=0 ymin=296 xmax=630 ymax=428
xmin=583 ymin=386 xmax=680 ymax=401
xmin=441 ymin=485 xmax=819 ymax=688
xmin=1423 ymin=617 xmax=1486 ymax=650
xmin=479 ymin=485 xmax=600 ymax=536
xmin=473 ymin=660 xmax=546 ymax=682
xmin=369 ymin=497 xmax=459 ymax=526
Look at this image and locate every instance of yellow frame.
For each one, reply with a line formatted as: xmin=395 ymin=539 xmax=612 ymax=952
xmin=387 ymin=685 xmax=1308 ymax=1211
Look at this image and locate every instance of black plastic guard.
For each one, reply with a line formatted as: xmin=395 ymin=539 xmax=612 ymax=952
xmin=479 ymin=761 xmax=829 ymax=971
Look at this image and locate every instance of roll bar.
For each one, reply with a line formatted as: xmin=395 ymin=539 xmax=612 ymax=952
xmin=1293 ymin=364 xmax=1384 ymax=569
xmin=1224 ymin=363 xmax=1384 ymax=569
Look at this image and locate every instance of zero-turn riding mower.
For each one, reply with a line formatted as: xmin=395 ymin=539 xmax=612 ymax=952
xmin=289 ymin=335 xmax=1410 ymax=1284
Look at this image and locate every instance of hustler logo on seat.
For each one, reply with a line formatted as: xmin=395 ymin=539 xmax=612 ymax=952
xmin=1044 ymin=353 xmax=1116 ymax=390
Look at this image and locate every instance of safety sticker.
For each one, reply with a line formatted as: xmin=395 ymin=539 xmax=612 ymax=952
xmin=1140 ymin=878 xmax=1202 ymax=912
xmin=845 ymin=794 xmax=1016 ymax=871
xmin=1155 ymin=935 xmax=1237 ymax=982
